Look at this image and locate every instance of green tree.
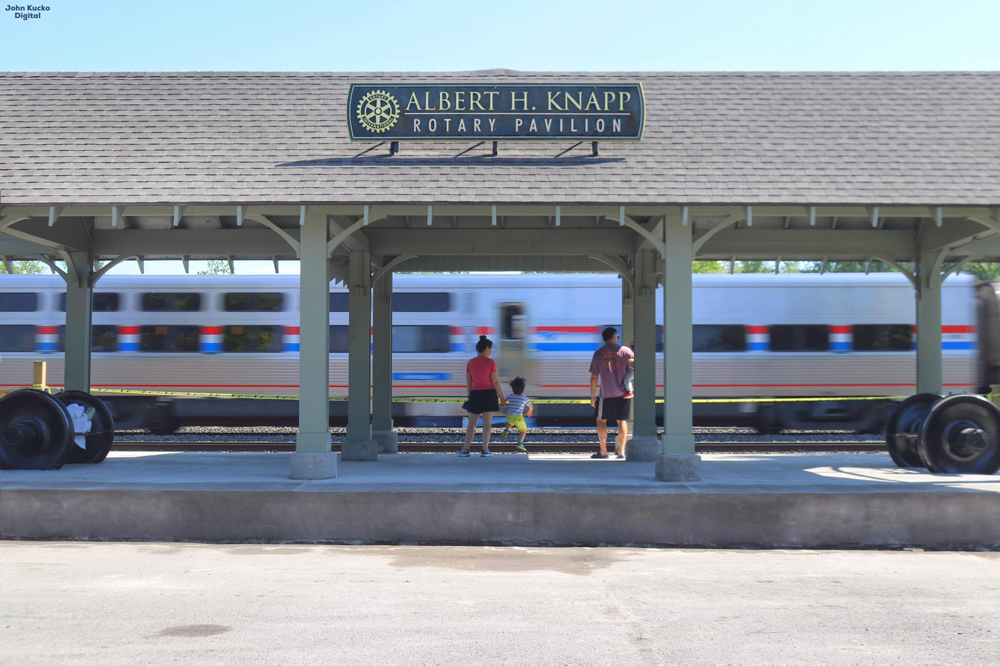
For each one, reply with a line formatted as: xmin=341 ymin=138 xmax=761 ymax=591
xmin=735 ymin=261 xmax=771 ymax=274
xmin=690 ymin=260 xmax=809 ymax=274
xmin=965 ymin=262 xmax=1000 ymax=281
xmin=801 ymin=260 xmax=900 ymax=273
xmin=198 ymin=259 xmax=232 ymax=275
xmin=0 ymin=260 xmax=46 ymax=274
xmin=798 ymin=260 xmax=997 ymax=281
xmin=730 ymin=260 xmax=802 ymax=274
xmin=692 ymin=261 xmax=727 ymax=273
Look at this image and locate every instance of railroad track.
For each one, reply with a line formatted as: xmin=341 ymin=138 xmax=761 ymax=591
xmin=112 ymin=440 xmax=886 ymax=453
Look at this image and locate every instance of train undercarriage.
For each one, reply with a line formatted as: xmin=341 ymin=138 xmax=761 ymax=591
xmin=99 ymin=394 xmax=894 ymax=434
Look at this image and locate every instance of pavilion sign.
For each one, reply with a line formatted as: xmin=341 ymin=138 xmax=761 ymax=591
xmin=347 ymin=83 xmax=644 ymax=141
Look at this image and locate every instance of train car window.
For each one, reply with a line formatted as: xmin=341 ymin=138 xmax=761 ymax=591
xmin=599 ymin=325 xmax=654 ymax=351
xmin=141 ymin=293 xmax=201 ymax=312
xmin=0 ymin=292 xmax=38 ymax=312
xmin=58 ymin=293 xmax=120 ymax=312
xmin=0 ymin=325 xmax=35 ymax=351
xmin=393 ymin=325 xmax=451 ymax=353
xmin=693 ymin=325 xmax=746 ymax=352
xmin=223 ymin=325 xmax=283 ymax=352
xmin=330 ymin=292 xmax=448 ymax=313
xmin=330 ymin=293 xmax=349 ymax=312
xmin=139 ymin=325 xmax=200 ymax=352
xmin=769 ymin=325 xmax=830 ymax=352
xmin=57 ymin=325 xmax=118 ymax=352
xmin=393 ymin=292 xmax=451 ymax=313
xmin=602 ymin=326 xmax=668 ymax=353
xmin=223 ymin=293 xmax=285 ymax=312
xmin=853 ymin=324 xmax=912 ymax=352
xmin=503 ymin=305 xmax=526 ymax=340
xmin=329 ymin=325 xmax=351 ymax=353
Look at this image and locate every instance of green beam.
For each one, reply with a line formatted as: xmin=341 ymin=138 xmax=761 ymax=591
xmin=366 ymin=228 xmax=638 ymax=256
xmin=700 ymin=229 xmax=916 ymax=258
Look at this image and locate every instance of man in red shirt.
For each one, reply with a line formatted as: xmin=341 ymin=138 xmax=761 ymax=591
xmin=589 ymin=327 xmax=634 ymax=459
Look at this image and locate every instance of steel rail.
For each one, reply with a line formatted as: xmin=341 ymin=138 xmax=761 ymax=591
xmin=111 ymin=440 xmax=885 ymax=453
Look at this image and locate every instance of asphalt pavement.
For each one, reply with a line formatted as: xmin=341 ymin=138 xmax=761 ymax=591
xmin=2 ymin=543 xmax=998 ymax=665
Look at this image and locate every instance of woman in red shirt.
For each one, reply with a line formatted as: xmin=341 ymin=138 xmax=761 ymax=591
xmin=459 ymin=335 xmax=507 ymax=457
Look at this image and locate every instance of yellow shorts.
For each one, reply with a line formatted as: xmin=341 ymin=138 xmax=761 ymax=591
xmin=505 ymin=414 xmax=528 ymax=433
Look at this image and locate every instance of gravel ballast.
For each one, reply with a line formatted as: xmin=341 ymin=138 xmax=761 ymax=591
xmin=115 ymin=426 xmax=883 ymax=445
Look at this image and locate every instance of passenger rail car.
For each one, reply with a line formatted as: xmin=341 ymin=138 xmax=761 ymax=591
xmin=0 ymin=273 xmax=994 ymax=431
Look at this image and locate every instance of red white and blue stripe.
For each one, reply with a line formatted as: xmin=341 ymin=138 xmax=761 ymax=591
xmin=450 ymin=326 xmax=465 ymax=352
xmin=531 ymin=326 xmax=600 ymax=352
xmin=941 ymin=325 xmax=976 ymax=351
xmin=36 ymin=325 xmax=58 ymax=352
xmin=830 ymin=325 xmax=852 ymax=352
xmin=200 ymin=326 xmax=223 ymax=353
xmin=23 ymin=322 xmax=979 ymax=355
xmin=283 ymin=326 xmax=300 ymax=352
xmin=118 ymin=326 xmax=140 ymax=351
xmin=746 ymin=325 xmax=769 ymax=351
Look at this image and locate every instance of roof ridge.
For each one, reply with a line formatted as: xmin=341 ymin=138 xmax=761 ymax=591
xmin=2 ymin=70 xmax=1000 ymax=77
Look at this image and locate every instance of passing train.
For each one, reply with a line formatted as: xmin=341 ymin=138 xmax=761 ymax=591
xmin=1 ymin=272 xmax=998 ymax=432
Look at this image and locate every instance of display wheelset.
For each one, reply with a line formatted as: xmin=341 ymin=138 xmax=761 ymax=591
xmin=0 ymin=389 xmax=116 ymax=470
xmin=54 ymin=390 xmax=116 ymax=464
xmin=885 ymin=393 xmax=1000 ymax=474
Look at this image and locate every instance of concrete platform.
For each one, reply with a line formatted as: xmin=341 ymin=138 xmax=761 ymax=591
xmin=3 ymin=452 xmax=1000 ymax=548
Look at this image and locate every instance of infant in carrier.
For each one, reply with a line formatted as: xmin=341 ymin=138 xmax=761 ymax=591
xmin=622 ymin=339 xmax=635 ymax=399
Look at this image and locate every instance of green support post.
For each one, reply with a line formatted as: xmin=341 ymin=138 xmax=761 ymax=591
xmin=656 ymin=213 xmax=702 ymax=481
xmin=628 ymin=250 xmax=660 ymax=461
xmin=63 ymin=251 xmax=93 ymax=392
xmin=291 ymin=212 xmax=337 ymax=479
xmin=342 ymin=250 xmax=377 ymax=461
xmin=372 ymin=269 xmax=398 ymax=453
xmin=916 ymin=252 xmax=944 ymax=395
xmin=621 ymin=263 xmax=635 ymax=450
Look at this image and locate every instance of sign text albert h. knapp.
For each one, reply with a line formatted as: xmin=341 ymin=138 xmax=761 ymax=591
xmin=348 ymin=83 xmax=644 ymax=141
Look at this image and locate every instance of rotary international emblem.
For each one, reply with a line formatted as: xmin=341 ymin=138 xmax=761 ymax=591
xmin=356 ymin=90 xmax=400 ymax=133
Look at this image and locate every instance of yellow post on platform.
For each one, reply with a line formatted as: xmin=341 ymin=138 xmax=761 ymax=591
xmin=33 ymin=360 xmax=48 ymax=393
xmin=990 ymin=385 xmax=1000 ymax=409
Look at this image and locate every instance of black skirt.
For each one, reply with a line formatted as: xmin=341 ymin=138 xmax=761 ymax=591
xmin=463 ymin=389 xmax=500 ymax=414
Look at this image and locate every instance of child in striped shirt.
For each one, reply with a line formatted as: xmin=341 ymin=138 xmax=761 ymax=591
xmin=499 ymin=376 xmax=532 ymax=452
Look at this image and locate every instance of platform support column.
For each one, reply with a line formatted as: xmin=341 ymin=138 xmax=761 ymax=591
xmin=916 ymin=252 xmax=943 ymax=395
xmin=629 ymin=250 xmax=660 ymax=461
xmin=372 ymin=269 xmax=397 ymax=453
xmin=621 ymin=261 xmax=635 ymax=445
xmin=292 ymin=212 xmax=336 ymax=479
xmin=63 ymin=251 xmax=93 ymax=392
xmin=343 ymin=250 xmax=377 ymax=461
xmin=657 ymin=213 xmax=701 ymax=481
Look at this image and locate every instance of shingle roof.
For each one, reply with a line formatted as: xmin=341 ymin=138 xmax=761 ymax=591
xmin=1 ymin=71 xmax=998 ymax=206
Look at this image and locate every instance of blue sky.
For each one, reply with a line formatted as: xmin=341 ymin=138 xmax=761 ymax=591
xmin=4 ymin=0 xmax=998 ymax=73
xmin=4 ymin=0 xmax=998 ymax=275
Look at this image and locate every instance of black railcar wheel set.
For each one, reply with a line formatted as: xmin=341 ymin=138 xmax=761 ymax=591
xmin=0 ymin=389 xmax=115 ymax=470
xmin=885 ymin=393 xmax=1000 ymax=474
